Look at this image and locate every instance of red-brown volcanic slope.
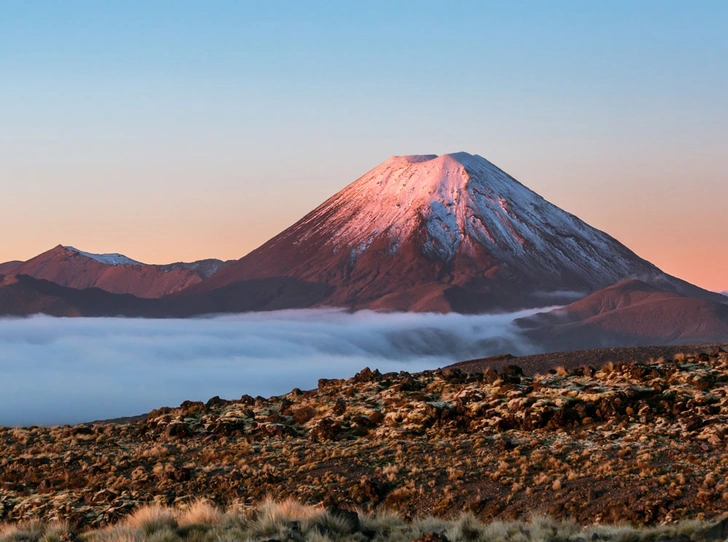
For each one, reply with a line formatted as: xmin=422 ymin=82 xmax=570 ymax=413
xmin=3 ymin=154 xmax=724 ymax=318
xmin=0 ymin=261 xmax=21 ymax=274
xmin=0 ymin=275 xmax=80 ymax=316
xmin=0 ymin=274 xmax=334 ymax=317
xmin=8 ymin=246 xmax=230 ymax=298
xmin=0 ymin=274 xmax=162 ymax=317
xmin=2 ymin=153 xmax=725 ymax=325
xmin=518 ymin=280 xmax=728 ymax=351
xmin=184 ymin=153 xmax=691 ymax=313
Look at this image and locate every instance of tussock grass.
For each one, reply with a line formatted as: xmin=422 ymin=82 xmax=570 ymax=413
xmin=0 ymin=522 xmax=72 ymax=542
xmin=93 ymin=527 xmax=145 ymax=542
xmin=123 ymin=505 xmax=177 ymax=535
xmin=175 ymin=501 xmax=223 ymax=528
xmin=0 ymin=521 xmax=46 ymax=542
xmin=0 ymin=500 xmax=723 ymax=542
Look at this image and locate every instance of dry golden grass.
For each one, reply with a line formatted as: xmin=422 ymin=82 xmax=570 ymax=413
xmin=122 ymin=505 xmax=177 ymax=534
xmin=175 ymin=501 xmax=223 ymax=528
xmin=0 ymin=500 xmax=723 ymax=542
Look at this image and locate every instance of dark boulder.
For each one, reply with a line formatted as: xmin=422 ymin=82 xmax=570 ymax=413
xmin=164 ymin=422 xmax=191 ymax=439
xmin=309 ymin=418 xmax=342 ymax=441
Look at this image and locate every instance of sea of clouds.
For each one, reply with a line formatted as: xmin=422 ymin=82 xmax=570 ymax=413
xmin=0 ymin=309 xmax=546 ymax=426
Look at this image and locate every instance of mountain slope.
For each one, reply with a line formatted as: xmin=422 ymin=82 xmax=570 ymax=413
xmin=518 ymin=280 xmax=728 ymax=350
xmin=0 ymin=260 xmax=21 ymax=274
xmin=0 ymin=273 xmax=333 ymax=317
xmin=2 ymin=152 xmax=724 ymax=321
xmin=188 ymin=152 xmax=714 ymax=312
xmin=5 ymin=245 xmax=231 ymax=298
xmin=0 ymin=274 xmax=159 ymax=317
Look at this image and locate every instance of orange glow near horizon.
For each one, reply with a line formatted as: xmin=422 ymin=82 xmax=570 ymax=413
xmin=4 ymin=227 xmax=725 ymax=294
xmin=2 ymin=2 xmax=727 ymax=295
xmin=2 ymin=153 xmax=726 ymax=294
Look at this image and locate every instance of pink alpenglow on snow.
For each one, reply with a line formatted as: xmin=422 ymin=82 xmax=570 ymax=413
xmin=187 ymin=152 xmax=719 ymax=313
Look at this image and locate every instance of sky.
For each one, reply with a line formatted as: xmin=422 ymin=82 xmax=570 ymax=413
xmin=1 ymin=1 xmax=726 ymax=292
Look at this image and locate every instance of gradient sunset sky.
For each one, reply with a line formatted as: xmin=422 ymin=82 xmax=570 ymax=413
xmin=1 ymin=1 xmax=726 ymax=292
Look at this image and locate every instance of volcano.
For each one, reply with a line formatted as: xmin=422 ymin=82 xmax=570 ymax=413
xmin=2 ymin=152 xmax=723 ymax=319
xmin=187 ymin=152 xmax=717 ymax=312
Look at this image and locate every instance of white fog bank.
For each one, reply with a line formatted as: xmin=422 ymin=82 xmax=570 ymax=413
xmin=0 ymin=309 xmax=546 ymax=426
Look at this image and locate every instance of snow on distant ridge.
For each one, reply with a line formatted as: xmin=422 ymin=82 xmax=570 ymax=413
xmin=62 ymin=246 xmax=228 ymax=275
xmin=64 ymin=246 xmax=145 ymax=266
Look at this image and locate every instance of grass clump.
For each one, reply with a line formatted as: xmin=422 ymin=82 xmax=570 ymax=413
xmin=0 ymin=500 xmax=723 ymax=542
xmin=175 ymin=501 xmax=223 ymax=529
xmin=123 ymin=505 xmax=177 ymax=535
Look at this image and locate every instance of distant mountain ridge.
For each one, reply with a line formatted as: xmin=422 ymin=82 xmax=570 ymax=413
xmin=0 ymin=260 xmax=22 ymax=275
xmin=64 ymin=246 xmax=144 ymax=266
xmin=2 ymin=245 xmax=231 ymax=298
xmin=0 ymin=151 xmax=725 ymax=353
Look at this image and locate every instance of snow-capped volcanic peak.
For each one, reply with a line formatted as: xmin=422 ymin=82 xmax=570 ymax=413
xmin=64 ymin=246 xmax=145 ymax=266
xmin=179 ymin=150 xmax=724 ymax=312
xmin=295 ymin=153 xmax=474 ymax=259
xmin=288 ymin=152 xmax=654 ymax=285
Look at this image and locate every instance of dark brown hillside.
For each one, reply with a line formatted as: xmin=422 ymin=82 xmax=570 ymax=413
xmin=5 ymin=246 xmax=230 ymax=298
xmin=449 ymin=343 xmax=728 ymax=375
xmin=516 ymin=280 xmax=728 ymax=351
xmin=0 ymin=274 xmax=333 ymax=317
xmin=0 ymin=274 xmax=160 ymax=317
xmin=1 ymin=153 xmax=725 ymax=337
xmin=0 ymin=260 xmax=21 ymax=274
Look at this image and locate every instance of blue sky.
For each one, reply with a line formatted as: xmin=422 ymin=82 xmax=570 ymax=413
xmin=1 ymin=1 xmax=726 ymax=290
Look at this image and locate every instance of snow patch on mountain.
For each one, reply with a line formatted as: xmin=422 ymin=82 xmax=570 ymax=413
xmin=286 ymin=152 xmax=659 ymax=289
xmin=160 ymin=260 xmax=229 ymax=278
xmin=59 ymin=246 xmax=229 ymax=277
xmin=65 ymin=247 xmax=145 ymax=266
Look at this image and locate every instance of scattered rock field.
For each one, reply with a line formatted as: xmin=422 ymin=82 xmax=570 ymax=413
xmin=2 ymin=345 xmax=728 ymax=530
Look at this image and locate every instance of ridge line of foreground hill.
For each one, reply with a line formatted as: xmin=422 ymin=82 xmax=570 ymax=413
xmin=1 ymin=344 xmax=728 ymax=530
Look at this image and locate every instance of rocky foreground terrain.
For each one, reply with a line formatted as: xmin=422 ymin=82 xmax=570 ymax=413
xmin=2 ymin=344 xmax=728 ymax=534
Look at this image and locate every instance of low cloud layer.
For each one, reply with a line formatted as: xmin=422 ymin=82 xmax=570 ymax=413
xmin=0 ymin=309 xmax=546 ymax=426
